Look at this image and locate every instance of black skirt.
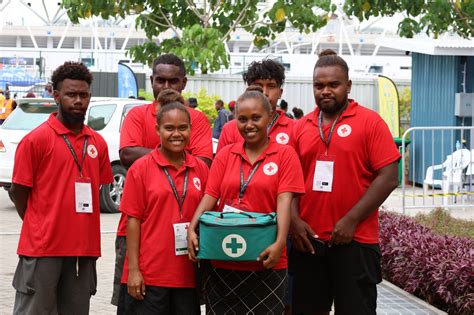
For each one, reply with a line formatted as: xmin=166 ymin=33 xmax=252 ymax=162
xmin=204 ymin=267 xmax=287 ymax=315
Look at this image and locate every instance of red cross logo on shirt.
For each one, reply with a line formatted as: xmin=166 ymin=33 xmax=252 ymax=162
xmin=276 ymin=132 xmax=289 ymax=144
xmin=193 ymin=177 xmax=202 ymax=191
xmin=263 ymin=162 xmax=278 ymax=176
xmin=337 ymin=124 xmax=352 ymax=138
xmin=87 ymin=144 xmax=98 ymax=158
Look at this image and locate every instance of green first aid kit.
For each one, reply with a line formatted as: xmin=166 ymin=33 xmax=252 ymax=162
xmin=197 ymin=211 xmax=277 ymax=261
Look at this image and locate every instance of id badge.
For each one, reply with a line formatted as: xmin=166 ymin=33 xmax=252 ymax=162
xmin=222 ymin=204 xmax=243 ymax=213
xmin=173 ymin=222 xmax=190 ymax=256
xmin=312 ymin=155 xmax=335 ymax=192
xmin=1 ymin=107 xmax=5 ymax=114
xmin=75 ymin=178 xmax=93 ymax=213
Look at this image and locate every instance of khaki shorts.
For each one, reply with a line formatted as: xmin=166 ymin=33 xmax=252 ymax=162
xmin=13 ymin=256 xmax=97 ymax=315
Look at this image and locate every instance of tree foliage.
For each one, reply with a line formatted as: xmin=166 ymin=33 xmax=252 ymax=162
xmin=62 ymin=0 xmax=473 ymax=74
xmin=62 ymin=0 xmax=334 ymax=74
xmin=344 ymin=0 xmax=474 ymax=39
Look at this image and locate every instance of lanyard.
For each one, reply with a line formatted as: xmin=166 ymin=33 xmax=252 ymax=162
xmin=62 ymin=135 xmax=88 ymax=177
xmin=267 ymin=112 xmax=280 ymax=133
xmin=239 ymin=159 xmax=262 ymax=202
xmin=163 ymin=167 xmax=188 ymax=219
xmin=317 ymin=106 xmax=346 ymax=155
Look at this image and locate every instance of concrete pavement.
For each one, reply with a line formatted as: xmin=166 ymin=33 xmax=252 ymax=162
xmin=0 ymin=188 xmax=452 ymax=314
xmin=0 ymin=189 xmax=118 ymax=314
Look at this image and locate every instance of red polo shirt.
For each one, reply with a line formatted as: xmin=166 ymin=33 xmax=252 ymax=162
xmin=120 ymin=149 xmax=208 ymax=288
xmin=117 ymin=101 xmax=212 ymax=236
xmin=291 ymin=100 xmax=400 ymax=244
xmin=13 ymin=113 xmax=113 ymax=257
xmin=205 ymin=140 xmax=305 ymax=271
xmin=216 ymin=110 xmax=295 ymax=153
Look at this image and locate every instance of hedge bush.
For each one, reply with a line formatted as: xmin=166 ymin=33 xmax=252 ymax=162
xmin=379 ymin=211 xmax=473 ymax=314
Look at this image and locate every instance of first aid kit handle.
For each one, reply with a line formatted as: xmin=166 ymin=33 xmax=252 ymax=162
xmin=219 ymin=211 xmax=254 ymax=219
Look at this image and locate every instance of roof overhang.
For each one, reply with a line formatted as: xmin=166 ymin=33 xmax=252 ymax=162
xmin=375 ymin=38 xmax=474 ymax=56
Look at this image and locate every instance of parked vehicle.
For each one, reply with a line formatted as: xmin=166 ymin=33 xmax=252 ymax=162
xmin=0 ymin=97 xmax=149 ymax=213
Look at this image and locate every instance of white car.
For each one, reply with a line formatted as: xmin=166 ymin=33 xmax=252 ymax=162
xmin=0 ymin=97 xmax=149 ymax=213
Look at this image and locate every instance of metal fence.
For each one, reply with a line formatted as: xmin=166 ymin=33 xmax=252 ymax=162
xmin=401 ymin=126 xmax=474 ymax=213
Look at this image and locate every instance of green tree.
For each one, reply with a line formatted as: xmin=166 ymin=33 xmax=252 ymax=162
xmin=344 ymin=0 xmax=473 ymax=39
xmin=182 ymin=89 xmax=220 ymax=125
xmin=62 ymin=1 xmax=473 ymax=74
xmin=62 ymin=0 xmax=334 ymax=74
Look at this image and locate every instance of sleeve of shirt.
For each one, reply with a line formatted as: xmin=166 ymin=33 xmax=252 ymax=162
xmin=216 ymin=122 xmax=233 ymax=153
xmin=204 ymin=149 xmax=227 ymax=199
xmin=277 ymin=146 xmax=306 ymax=195
xmin=98 ymin=137 xmax=113 ymax=185
xmin=12 ymin=137 xmax=37 ymax=187
xmin=189 ymin=111 xmax=213 ymax=160
xmin=196 ymin=160 xmax=210 ymax=193
xmin=120 ymin=164 xmax=146 ymax=220
xmin=367 ymin=117 xmax=401 ymax=171
xmin=288 ymin=119 xmax=302 ymax=156
xmin=119 ymin=108 xmax=144 ymax=150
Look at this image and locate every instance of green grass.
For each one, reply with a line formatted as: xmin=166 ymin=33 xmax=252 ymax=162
xmin=414 ymin=208 xmax=474 ymax=239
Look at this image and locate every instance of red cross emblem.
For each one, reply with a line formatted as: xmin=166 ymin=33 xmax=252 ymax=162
xmin=87 ymin=144 xmax=98 ymax=158
xmin=193 ymin=177 xmax=201 ymax=191
xmin=263 ymin=162 xmax=278 ymax=176
xmin=337 ymin=124 xmax=352 ymax=138
xmin=276 ymin=132 xmax=289 ymax=144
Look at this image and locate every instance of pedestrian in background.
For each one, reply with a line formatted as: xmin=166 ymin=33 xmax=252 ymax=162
xmin=228 ymin=100 xmax=236 ymax=120
xmin=279 ymin=99 xmax=294 ymax=119
xmin=0 ymin=90 xmax=17 ymax=124
xmin=212 ymin=99 xmax=230 ymax=139
xmin=188 ymin=97 xmax=198 ymax=109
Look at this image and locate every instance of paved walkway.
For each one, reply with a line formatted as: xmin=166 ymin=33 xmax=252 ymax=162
xmin=0 ymin=188 xmax=454 ymax=314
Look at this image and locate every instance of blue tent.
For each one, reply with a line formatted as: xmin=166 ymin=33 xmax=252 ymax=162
xmin=0 ymin=67 xmax=45 ymax=90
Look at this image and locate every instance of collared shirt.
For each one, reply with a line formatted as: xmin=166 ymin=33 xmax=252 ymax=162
xmin=13 ymin=113 xmax=113 ymax=257
xmin=206 ymin=140 xmax=305 ymax=271
xmin=117 ymin=101 xmax=213 ymax=236
xmin=120 ymin=149 xmax=208 ymax=288
xmin=291 ymin=100 xmax=401 ymax=244
xmin=216 ymin=109 xmax=295 ymax=153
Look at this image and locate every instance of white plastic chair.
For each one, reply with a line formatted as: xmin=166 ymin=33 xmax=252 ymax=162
xmin=462 ymin=149 xmax=474 ymax=193
xmin=423 ymin=148 xmax=471 ymax=203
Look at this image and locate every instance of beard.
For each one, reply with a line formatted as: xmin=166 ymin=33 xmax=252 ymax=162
xmin=59 ymin=106 xmax=85 ymax=124
xmin=317 ymin=94 xmax=349 ymax=115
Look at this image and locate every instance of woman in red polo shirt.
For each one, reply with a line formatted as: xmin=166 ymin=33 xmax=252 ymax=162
xmin=118 ymin=102 xmax=208 ymax=314
xmin=187 ymin=88 xmax=305 ymax=314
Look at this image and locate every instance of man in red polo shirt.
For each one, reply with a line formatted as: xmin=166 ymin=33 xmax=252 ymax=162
xmin=289 ymin=50 xmax=400 ymax=315
xmin=9 ymin=61 xmax=113 ymax=314
xmin=216 ymin=59 xmax=295 ymax=153
xmin=111 ymin=53 xmax=213 ymax=307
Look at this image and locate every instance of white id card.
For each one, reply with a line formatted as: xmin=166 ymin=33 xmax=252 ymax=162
xmin=312 ymin=158 xmax=334 ymax=192
xmin=173 ymin=222 xmax=190 ymax=256
xmin=75 ymin=181 xmax=93 ymax=213
xmin=1 ymin=107 xmax=5 ymax=114
xmin=222 ymin=204 xmax=243 ymax=213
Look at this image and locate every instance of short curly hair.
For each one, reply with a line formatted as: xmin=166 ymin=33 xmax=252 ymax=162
xmin=51 ymin=62 xmax=93 ymax=90
xmin=243 ymin=59 xmax=285 ymax=87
